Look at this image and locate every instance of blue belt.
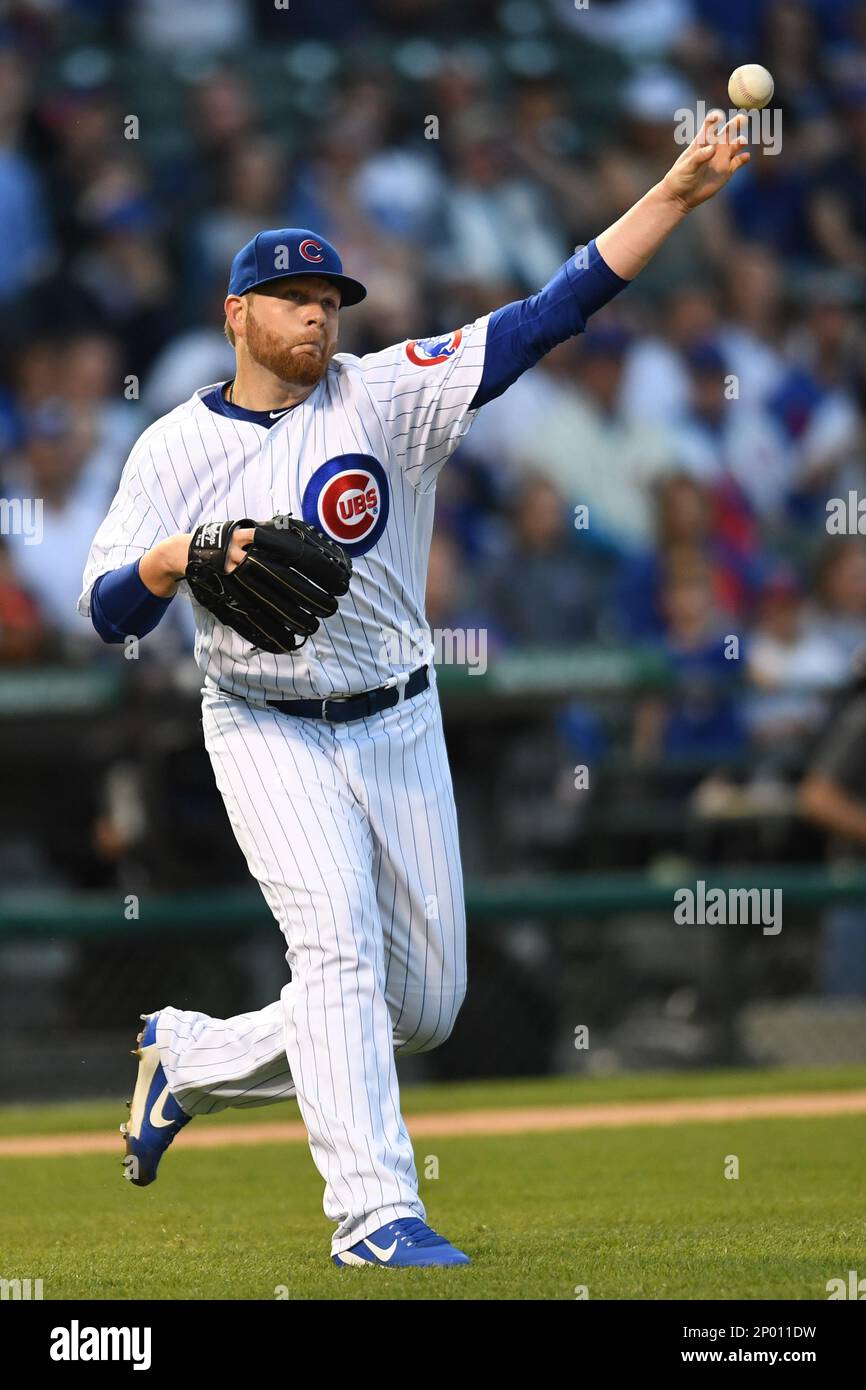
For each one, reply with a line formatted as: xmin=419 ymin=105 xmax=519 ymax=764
xmin=262 ymin=664 xmax=429 ymax=723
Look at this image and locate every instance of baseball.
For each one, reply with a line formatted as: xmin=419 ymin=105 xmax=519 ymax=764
xmin=728 ymin=63 xmax=775 ymax=110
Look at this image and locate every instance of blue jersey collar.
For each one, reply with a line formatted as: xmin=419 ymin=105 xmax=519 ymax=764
xmin=201 ymin=382 xmax=296 ymax=429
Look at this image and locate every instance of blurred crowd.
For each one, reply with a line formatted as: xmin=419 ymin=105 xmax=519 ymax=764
xmin=1 ymin=0 xmax=866 ymax=770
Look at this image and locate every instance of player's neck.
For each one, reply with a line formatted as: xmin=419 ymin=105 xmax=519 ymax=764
xmin=227 ymin=365 xmax=319 ymax=413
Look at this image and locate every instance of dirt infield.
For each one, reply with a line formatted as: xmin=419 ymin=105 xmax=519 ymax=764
xmin=1 ymin=1089 xmax=865 ymax=1159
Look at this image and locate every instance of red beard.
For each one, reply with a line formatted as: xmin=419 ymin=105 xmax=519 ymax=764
xmin=245 ymin=311 xmax=332 ymax=386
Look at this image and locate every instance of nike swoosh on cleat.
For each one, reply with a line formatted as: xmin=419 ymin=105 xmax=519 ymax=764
xmin=149 ymin=1084 xmax=176 ymax=1129
xmin=364 ymin=1238 xmax=398 ymax=1262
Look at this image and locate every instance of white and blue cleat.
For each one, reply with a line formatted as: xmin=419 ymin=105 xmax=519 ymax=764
xmin=332 ymin=1218 xmax=471 ymax=1268
xmin=120 ymin=1013 xmax=191 ymax=1187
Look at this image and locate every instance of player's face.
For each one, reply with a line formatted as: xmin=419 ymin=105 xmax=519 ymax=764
xmin=242 ymin=276 xmax=341 ymax=386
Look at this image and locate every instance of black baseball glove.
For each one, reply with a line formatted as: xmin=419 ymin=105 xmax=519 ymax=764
xmin=185 ymin=515 xmax=352 ymax=655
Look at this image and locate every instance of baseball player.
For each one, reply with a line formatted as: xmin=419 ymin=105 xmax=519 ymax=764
xmin=80 ymin=114 xmax=748 ymax=1269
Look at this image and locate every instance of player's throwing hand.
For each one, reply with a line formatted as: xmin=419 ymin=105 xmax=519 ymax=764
xmin=662 ymin=110 xmax=751 ymax=213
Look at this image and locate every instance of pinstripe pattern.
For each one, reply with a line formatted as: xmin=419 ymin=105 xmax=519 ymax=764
xmin=80 ymin=324 xmax=483 ymax=1253
xmin=78 ymin=315 xmax=489 ymax=702
xmin=155 ymin=681 xmax=466 ymax=1253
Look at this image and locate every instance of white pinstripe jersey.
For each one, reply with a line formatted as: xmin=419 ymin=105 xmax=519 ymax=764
xmin=79 ymin=317 xmax=490 ymax=700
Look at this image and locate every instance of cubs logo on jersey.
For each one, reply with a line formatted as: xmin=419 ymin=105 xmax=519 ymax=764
xmin=302 ymin=454 xmax=389 ymax=558
xmin=405 ymin=329 xmax=463 ymax=367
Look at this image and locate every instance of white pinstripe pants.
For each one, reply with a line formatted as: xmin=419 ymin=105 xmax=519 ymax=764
xmin=154 ymin=681 xmax=467 ymax=1254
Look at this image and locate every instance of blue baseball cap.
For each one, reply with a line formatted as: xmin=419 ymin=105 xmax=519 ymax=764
xmin=227 ymin=228 xmax=367 ymax=307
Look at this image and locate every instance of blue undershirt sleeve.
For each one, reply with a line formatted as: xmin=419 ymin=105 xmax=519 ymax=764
xmin=90 ymin=560 xmax=175 ymax=643
xmin=469 ymin=238 xmax=631 ymax=410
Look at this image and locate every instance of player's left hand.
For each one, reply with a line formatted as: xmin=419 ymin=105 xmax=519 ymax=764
xmin=225 ymin=526 xmax=256 ymax=574
xmin=185 ymin=515 xmax=353 ymax=655
xmin=661 ymin=111 xmax=750 ymax=213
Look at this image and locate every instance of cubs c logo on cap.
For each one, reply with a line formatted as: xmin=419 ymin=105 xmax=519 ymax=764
xmin=302 ymin=454 xmax=389 ymax=558
xmin=299 ymin=239 xmax=325 ymax=263
xmin=406 ymin=329 xmax=463 ymax=367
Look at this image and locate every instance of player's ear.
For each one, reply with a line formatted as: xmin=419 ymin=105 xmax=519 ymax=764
xmin=224 ymin=293 xmax=247 ymax=341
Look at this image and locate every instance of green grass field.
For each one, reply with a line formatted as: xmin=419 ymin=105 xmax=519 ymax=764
xmin=1 ymin=1066 xmax=865 ymax=1300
